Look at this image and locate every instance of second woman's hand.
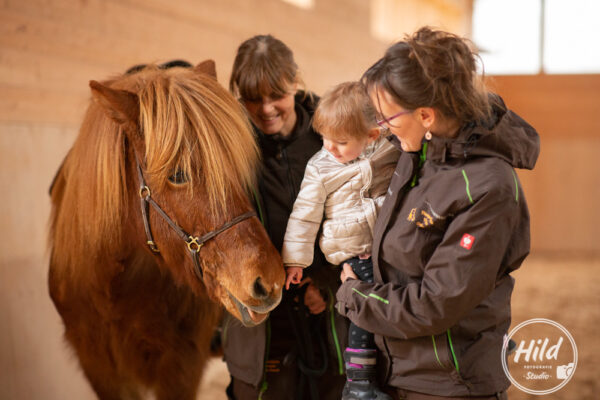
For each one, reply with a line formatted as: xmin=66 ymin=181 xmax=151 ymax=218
xmin=299 ymin=278 xmax=327 ymax=314
xmin=340 ymin=263 xmax=358 ymax=283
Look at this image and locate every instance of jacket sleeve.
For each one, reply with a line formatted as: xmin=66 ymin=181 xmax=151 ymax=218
xmin=281 ymin=162 xmax=327 ymax=268
xmin=335 ymin=181 xmax=522 ymax=339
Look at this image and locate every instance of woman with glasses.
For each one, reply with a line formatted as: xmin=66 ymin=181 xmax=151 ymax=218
xmin=223 ymin=34 xmax=348 ymax=400
xmin=281 ymin=81 xmax=399 ymax=400
xmin=335 ymin=27 xmax=540 ymax=399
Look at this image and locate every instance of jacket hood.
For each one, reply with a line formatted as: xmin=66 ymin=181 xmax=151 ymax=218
xmin=426 ymin=95 xmax=540 ymax=170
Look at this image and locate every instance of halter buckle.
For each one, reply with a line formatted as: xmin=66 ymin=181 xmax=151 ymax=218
xmin=147 ymin=240 xmax=160 ymax=253
xmin=139 ymin=185 xmax=151 ymax=198
xmin=187 ymin=236 xmax=203 ymax=252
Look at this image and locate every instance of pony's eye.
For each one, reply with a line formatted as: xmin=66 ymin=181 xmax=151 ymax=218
xmin=168 ymin=170 xmax=188 ymax=184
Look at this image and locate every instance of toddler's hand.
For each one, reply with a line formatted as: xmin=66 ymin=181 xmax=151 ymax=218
xmin=285 ymin=267 xmax=303 ymax=290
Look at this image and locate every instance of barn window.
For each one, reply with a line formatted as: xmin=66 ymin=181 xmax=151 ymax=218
xmin=473 ymin=0 xmax=600 ymax=74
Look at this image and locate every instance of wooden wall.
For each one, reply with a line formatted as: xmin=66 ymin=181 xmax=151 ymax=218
xmin=0 ymin=1 xmax=473 ymax=399
xmin=489 ymin=74 xmax=600 ymax=255
xmin=371 ymin=0 xmax=473 ymax=41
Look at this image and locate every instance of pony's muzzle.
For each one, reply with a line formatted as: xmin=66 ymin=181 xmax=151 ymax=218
xmin=241 ymin=276 xmax=282 ymax=313
xmin=250 ymin=276 xmax=269 ymax=300
xmin=252 ymin=277 xmax=269 ymax=300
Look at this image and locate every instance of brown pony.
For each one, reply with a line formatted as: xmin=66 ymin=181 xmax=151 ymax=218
xmin=48 ymin=60 xmax=284 ymax=400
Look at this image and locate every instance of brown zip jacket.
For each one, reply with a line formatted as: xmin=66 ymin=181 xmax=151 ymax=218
xmin=335 ymin=96 xmax=540 ymax=396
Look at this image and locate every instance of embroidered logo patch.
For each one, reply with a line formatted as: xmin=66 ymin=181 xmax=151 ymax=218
xmin=460 ymin=233 xmax=475 ymax=250
xmin=407 ymin=208 xmax=434 ymax=228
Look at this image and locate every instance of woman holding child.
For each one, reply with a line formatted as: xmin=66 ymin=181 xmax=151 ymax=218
xmin=226 ymin=27 xmax=539 ymax=400
xmin=334 ymin=27 xmax=540 ymax=399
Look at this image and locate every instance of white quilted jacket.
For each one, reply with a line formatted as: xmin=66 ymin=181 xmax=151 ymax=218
xmin=281 ymin=136 xmax=399 ymax=267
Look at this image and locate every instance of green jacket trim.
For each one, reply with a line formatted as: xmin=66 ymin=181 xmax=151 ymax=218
xmin=369 ymin=293 xmax=389 ymax=304
xmin=411 ymin=142 xmax=428 ymax=187
xmin=352 ymin=287 xmax=369 ymax=299
xmin=461 ymin=169 xmax=474 ymax=204
xmin=431 ymin=335 xmax=444 ymax=368
xmin=352 ymin=287 xmax=389 ymax=304
xmin=447 ymin=329 xmax=460 ymax=373
xmin=329 ymin=288 xmax=344 ymax=375
xmin=511 ymin=169 xmax=519 ymax=203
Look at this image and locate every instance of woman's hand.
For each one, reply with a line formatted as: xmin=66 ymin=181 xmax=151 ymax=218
xmin=299 ymin=278 xmax=327 ymax=315
xmin=340 ymin=263 xmax=358 ymax=283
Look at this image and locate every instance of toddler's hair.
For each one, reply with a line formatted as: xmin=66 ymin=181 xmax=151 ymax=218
xmin=312 ymin=81 xmax=378 ymax=139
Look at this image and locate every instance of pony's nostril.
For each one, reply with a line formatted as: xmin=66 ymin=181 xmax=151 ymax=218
xmin=252 ymin=277 xmax=268 ymax=299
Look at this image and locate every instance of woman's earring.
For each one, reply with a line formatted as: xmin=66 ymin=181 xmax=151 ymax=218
xmin=425 ymin=131 xmax=432 ymax=140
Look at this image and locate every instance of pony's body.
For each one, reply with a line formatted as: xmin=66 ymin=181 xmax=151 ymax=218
xmin=48 ymin=62 xmax=284 ymax=400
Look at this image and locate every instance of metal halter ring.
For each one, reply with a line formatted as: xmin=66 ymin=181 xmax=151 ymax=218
xmin=147 ymin=240 xmax=160 ymax=253
xmin=139 ymin=185 xmax=151 ymax=198
xmin=186 ymin=236 xmax=203 ymax=252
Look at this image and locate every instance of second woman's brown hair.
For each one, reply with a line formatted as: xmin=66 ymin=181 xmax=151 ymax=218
xmin=230 ymin=34 xmax=301 ymax=101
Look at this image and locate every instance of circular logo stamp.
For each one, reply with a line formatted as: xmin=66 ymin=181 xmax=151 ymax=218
xmin=502 ymin=318 xmax=577 ymax=395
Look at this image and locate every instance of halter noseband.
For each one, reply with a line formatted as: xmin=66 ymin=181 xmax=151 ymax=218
xmin=134 ymin=154 xmax=256 ymax=281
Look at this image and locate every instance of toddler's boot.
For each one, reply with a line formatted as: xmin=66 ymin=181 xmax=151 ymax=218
xmin=342 ymin=348 xmax=391 ymax=400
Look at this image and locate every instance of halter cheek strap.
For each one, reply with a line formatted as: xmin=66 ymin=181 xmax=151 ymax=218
xmin=134 ymin=153 xmax=256 ymax=281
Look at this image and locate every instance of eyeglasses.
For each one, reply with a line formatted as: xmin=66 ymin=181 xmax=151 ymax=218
xmin=376 ymin=110 xmax=413 ymax=128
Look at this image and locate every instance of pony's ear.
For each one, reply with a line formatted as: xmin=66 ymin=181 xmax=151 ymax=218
xmin=194 ymin=60 xmax=217 ymax=79
xmin=89 ymin=80 xmax=139 ymax=126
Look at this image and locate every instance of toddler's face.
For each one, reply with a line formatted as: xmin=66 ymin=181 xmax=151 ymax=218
xmin=321 ymin=132 xmax=370 ymax=164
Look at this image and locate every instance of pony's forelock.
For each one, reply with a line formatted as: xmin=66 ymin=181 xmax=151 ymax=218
xmin=50 ymin=66 xmax=259 ymax=272
xmin=139 ymin=69 xmax=258 ymax=213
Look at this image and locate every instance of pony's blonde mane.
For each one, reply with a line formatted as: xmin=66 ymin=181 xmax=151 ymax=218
xmin=50 ymin=65 xmax=259 ymax=270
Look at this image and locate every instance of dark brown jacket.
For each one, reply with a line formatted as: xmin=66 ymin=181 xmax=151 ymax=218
xmin=335 ymin=97 xmax=540 ymax=396
xmin=223 ymin=92 xmax=348 ymax=399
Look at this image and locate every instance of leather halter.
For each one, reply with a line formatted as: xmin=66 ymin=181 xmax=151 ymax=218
xmin=134 ymin=153 xmax=256 ymax=281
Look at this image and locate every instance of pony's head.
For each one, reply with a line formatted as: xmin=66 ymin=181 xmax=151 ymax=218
xmin=51 ymin=60 xmax=284 ymax=326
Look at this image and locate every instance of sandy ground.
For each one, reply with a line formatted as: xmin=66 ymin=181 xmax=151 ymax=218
xmin=506 ymin=255 xmax=599 ymax=400
xmin=197 ymin=255 xmax=600 ymax=400
xmin=197 ymin=358 xmax=230 ymax=400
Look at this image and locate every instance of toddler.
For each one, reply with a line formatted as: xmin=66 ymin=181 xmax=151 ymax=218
xmin=282 ymin=81 xmax=398 ymax=400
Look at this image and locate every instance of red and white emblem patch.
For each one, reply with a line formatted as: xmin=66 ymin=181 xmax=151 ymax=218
xmin=460 ymin=233 xmax=475 ymax=250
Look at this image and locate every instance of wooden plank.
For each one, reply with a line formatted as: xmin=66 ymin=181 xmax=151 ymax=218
xmin=518 ymin=137 xmax=600 ymax=252
xmin=0 ymin=3 xmax=237 ymax=72
xmin=0 ymin=0 xmax=392 ymax=125
xmin=0 ymin=84 xmax=88 ymax=125
xmin=371 ymin=0 xmax=473 ymax=42
xmin=1 ymin=0 xmax=388 ymax=84
xmin=489 ymin=74 xmax=600 ymax=138
xmin=0 ymin=46 xmax=110 ymax=93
